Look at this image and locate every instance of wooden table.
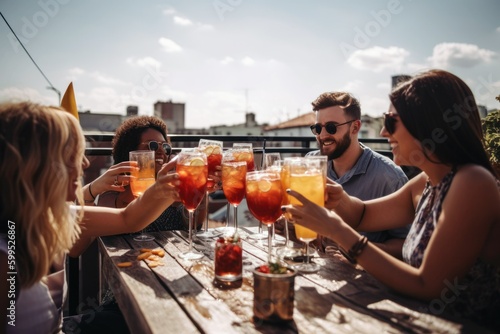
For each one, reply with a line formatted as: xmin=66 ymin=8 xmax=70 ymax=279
xmin=98 ymin=228 xmax=491 ymax=334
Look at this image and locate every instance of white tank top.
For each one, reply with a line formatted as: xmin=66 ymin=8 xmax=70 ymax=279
xmin=1 ymin=234 xmax=66 ymax=334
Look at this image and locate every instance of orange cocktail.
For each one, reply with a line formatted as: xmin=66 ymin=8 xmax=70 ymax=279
xmin=288 ymin=158 xmax=324 ymax=273
xmin=129 ymin=150 xmax=156 ymax=242
xmin=177 ymin=149 xmax=208 ymax=260
xmin=222 ymin=161 xmax=247 ymax=205
xmin=246 ymin=175 xmax=282 ymax=223
xmin=177 ymin=163 xmax=208 ymax=210
xmin=130 ymin=178 xmax=155 ymax=196
xmin=199 ymin=139 xmax=223 ymax=188
xmin=246 ymin=171 xmax=282 ymax=262
xmin=232 ymin=143 xmax=255 ymax=172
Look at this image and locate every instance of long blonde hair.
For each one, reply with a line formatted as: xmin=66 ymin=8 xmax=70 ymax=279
xmin=0 ymin=102 xmax=84 ymax=288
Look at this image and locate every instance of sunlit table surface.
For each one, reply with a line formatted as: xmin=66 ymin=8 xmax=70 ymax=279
xmin=98 ymin=227 xmax=491 ymax=334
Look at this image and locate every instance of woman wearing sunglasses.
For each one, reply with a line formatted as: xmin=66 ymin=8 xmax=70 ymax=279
xmin=94 ymin=115 xmax=199 ymax=231
xmin=284 ymin=69 xmax=500 ymax=330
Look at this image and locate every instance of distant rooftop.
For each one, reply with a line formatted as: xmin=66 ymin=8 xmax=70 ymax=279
xmin=265 ymin=112 xmax=315 ymax=131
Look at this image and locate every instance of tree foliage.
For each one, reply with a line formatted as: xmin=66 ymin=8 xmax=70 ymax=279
xmin=482 ymin=97 xmax=500 ymax=166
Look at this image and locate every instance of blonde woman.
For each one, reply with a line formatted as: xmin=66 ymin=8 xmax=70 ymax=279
xmin=0 ymin=102 xmax=180 ymax=333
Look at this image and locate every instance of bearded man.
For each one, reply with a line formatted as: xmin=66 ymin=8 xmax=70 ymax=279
xmin=306 ymin=91 xmax=409 ymax=259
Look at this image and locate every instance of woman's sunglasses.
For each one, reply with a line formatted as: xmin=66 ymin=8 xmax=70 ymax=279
xmin=383 ymin=113 xmax=399 ymax=134
xmin=310 ymin=120 xmax=355 ymax=135
xmin=141 ymin=141 xmax=172 ymax=156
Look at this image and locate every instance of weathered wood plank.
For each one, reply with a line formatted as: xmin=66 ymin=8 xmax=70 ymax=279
xmin=98 ymin=236 xmax=200 ymax=334
xmin=125 ymin=232 xmax=258 ymax=334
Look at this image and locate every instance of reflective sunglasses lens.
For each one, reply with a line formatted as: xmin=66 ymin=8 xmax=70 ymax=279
xmin=162 ymin=143 xmax=172 ymax=155
xmin=325 ymin=123 xmax=337 ymax=135
xmin=384 ymin=114 xmax=396 ymax=134
xmin=148 ymin=141 xmax=159 ymax=151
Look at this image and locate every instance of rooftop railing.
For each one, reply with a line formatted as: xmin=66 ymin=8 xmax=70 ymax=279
xmin=84 ymin=132 xmax=393 ymax=158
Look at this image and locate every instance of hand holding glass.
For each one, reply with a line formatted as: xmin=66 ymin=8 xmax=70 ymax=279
xmin=129 ymin=150 xmax=156 ymax=242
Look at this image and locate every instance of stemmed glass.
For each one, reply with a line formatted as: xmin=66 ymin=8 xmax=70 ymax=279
xmin=274 ymin=159 xmax=302 ymax=258
xmin=177 ymin=149 xmax=208 ymax=260
xmin=245 ymin=170 xmax=283 ymax=263
xmin=129 ymin=150 xmax=156 ymax=242
xmin=263 ymin=152 xmax=282 ymax=169
xmin=197 ymin=139 xmax=223 ymax=239
xmin=263 ymin=153 xmax=285 ymax=246
xmin=232 ymin=143 xmax=255 ymax=171
xmin=221 ymin=150 xmax=247 ymax=233
xmin=288 ymin=158 xmax=324 ymax=273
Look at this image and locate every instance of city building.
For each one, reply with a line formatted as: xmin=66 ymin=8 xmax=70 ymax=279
xmin=154 ymin=100 xmax=185 ymax=133
xmin=210 ymin=112 xmax=265 ymax=136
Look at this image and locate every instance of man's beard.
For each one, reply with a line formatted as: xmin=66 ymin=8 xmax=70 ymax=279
xmin=319 ymin=131 xmax=352 ymax=160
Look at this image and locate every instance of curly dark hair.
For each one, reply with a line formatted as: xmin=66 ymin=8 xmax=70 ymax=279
xmin=112 ymin=116 xmax=169 ymax=163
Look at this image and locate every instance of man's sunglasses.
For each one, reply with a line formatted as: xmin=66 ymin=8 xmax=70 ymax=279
xmin=310 ymin=120 xmax=355 ymax=135
xmin=383 ymin=113 xmax=399 ymax=134
xmin=141 ymin=141 xmax=172 ymax=156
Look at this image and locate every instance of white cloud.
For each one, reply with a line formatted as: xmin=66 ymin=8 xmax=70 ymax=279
xmin=427 ymin=43 xmax=496 ymax=68
xmin=127 ymin=57 xmax=162 ymax=68
xmin=158 ymin=37 xmax=182 ymax=53
xmin=68 ymin=67 xmax=85 ymax=76
xmin=197 ymin=23 xmax=214 ymax=31
xmin=90 ymin=72 xmax=128 ymax=86
xmin=376 ymin=82 xmax=391 ymax=91
xmin=173 ymin=16 xmax=192 ymax=26
xmin=0 ymin=87 xmax=55 ymax=104
xmin=341 ymin=80 xmax=363 ymax=92
xmin=496 ymin=27 xmax=500 ymax=34
xmin=347 ymin=46 xmax=410 ymax=72
xmin=364 ymin=96 xmax=390 ymax=116
xmin=241 ymin=57 xmax=255 ymax=66
xmin=163 ymin=8 xmax=176 ymax=16
xmin=220 ymin=56 xmax=234 ymax=65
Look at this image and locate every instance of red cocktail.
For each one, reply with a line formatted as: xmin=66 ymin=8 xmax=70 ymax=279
xmin=222 ymin=161 xmax=247 ymax=205
xmin=215 ymin=234 xmax=242 ymax=282
xmin=246 ymin=171 xmax=282 ymax=262
xmin=177 ymin=149 xmax=208 ymax=260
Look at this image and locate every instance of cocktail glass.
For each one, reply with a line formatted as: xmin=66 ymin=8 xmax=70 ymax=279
xmin=221 ymin=153 xmax=247 ymax=233
xmin=197 ymin=139 xmax=223 ymax=239
xmin=232 ymin=143 xmax=255 ymax=171
xmin=177 ymin=149 xmax=208 ymax=260
xmin=245 ymin=170 xmax=283 ymax=263
xmin=129 ymin=150 xmax=156 ymax=242
xmin=275 ymin=159 xmax=302 ymax=258
xmin=288 ymin=158 xmax=324 ymax=273
xmin=263 ymin=152 xmax=282 ymax=170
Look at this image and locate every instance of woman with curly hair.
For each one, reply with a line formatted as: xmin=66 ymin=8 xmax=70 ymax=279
xmin=91 ymin=115 xmax=206 ymax=231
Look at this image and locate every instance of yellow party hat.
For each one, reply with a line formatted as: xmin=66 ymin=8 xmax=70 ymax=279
xmin=60 ymin=82 xmax=79 ymax=120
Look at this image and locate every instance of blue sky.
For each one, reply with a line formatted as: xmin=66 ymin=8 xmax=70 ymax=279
xmin=1 ymin=0 xmax=499 ymax=128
